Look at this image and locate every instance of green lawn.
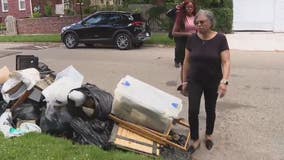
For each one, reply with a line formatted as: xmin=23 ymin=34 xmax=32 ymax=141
xmin=146 ymin=33 xmax=175 ymax=46
xmin=0 ymin=33 xmax=174 ymax=46
xmin=0 ymin=34 xmax=60 ymax=42
xmin=0 ymin=133 xmax=158 ymax=160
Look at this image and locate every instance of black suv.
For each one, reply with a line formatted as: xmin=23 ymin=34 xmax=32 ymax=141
xmin=61 ymin=11 xmax=151 ymax=50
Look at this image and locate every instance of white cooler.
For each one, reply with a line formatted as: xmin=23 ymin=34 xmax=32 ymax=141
xmin=112 ymin=75 xmax=182 ymax=133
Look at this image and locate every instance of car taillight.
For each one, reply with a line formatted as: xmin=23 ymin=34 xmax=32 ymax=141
xmin=131 ymin=21 xmax=144 ymax=26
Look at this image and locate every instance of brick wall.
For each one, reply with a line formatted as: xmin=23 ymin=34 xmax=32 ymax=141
xmin=16 ymin=16 xmax=80 ymax=34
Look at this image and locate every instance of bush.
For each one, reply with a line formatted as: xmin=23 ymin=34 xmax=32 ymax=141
xmin=124 ymin=0 xmax=153 ymax=4
xmin=0 ymin=23 xmax=6 ymax=31
xmin=32 ymin=12 xmax=41 ymax=18
xmin=211 ymin=7 xmax=233 ymax=33
xmin=65 ymin=9 xmax=75 ymax=16
xmin=45 ymin=4 xmax=52 ymax=17
xmin=196 ymin=0 xmax=232 ymax=8
xmin=83 ymin=6 xmax=98 ymax=15
xmin=223 ymin=0 xmax=233 ymax=8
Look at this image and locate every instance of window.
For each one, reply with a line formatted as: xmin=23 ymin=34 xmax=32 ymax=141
xmin=1 ymin=0 xmax=8 ymax=12
xmin=85 ymin=14 xmax=110 ymax=25
xmin=107 ymin=14 xmax=121 ymax=25
xmin=19 ymin=0 xmax=26 ymax=11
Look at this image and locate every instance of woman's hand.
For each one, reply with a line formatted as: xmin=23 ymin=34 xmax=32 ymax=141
xmin=176 ymin=0 xmax=188 ymax=10
xmin=176 ymin=1 xmax=184 ymax=10
xmin=218 ymin=83 xmax=227 ymax=98
xmin=181 ymin=83 xmax=189 ymax=96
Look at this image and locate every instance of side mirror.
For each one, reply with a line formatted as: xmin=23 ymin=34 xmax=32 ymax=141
xmin=81 ymin=21 xmax=87 ymax=25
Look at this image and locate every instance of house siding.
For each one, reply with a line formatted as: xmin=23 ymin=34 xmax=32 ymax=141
xmin=0 ymin=0 xmax=32 ymax=22
xmin=233 ymin=0 xmax=284 ymax=32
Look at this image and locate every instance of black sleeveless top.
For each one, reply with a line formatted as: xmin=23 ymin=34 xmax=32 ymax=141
xmin=186 ymin=33 xmax=229 ymax=83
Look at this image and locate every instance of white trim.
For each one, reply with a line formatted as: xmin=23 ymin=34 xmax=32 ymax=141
xmin=18 ymin=0 xmax=26 ymax=11
xmin=30 ymin=0 xmax=33 ymax=17
xmin=1 ymin=0 xmax=8 ymax=12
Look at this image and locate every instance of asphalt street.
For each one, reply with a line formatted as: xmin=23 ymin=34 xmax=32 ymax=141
xmin=0 ymin=43 xmax=283 ymax=160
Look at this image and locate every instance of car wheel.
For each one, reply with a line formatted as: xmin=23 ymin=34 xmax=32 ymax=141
xmin=115 ymin=33 xmax=132 ymax=50
xmin=64 ymin=33 xmax=78 ymax=49
xmin=133 ymin=42 xmax=144 ymax=48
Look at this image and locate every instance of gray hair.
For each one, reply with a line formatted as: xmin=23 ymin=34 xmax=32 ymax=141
xmin=195 ymin=9 xmax=216 ymax=29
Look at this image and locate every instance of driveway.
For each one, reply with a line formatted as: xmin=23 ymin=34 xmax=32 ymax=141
xmin=0 ymin=43 xmax=284 ymax=160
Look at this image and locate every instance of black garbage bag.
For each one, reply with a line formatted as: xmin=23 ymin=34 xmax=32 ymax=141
xmin=68 ymin=83 xmax=113 ymax=120
xmin=70 ymin=117 xmax=114 ymax=149
xmin=38 ymin=62 xmax=56 ymax=78
xmin=11 ymin=101 xmax=42 ymax=126
xmin=166 ymin=8 xmax=177 ymax=39
xmin=40 ymin=105 xmax=73 ymax=137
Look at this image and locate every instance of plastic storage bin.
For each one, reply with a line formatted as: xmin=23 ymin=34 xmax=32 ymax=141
xmin=112 ymin=75 xmax=182 ymax=133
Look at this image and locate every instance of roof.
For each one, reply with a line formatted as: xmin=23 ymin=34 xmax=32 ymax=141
xmin=94 ymin=11 xmax=132 ymax=15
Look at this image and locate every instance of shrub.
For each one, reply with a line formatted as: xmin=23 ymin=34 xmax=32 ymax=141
xmin=211 ymin=7 xmax=233 ymax=33
xmin=32 ymin=12 xmax=41 ymax=18
xmin=83 ymin=6 xmax=97 ymax=15
xmin=45 ymin=4 xmax=52 ymax=17
xmin=0 ymin=23 xmax=6 ymax=31
xmin=65 ymin=9 xmax=75 ymax=16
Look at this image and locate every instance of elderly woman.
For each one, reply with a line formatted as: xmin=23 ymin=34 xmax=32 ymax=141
xmin=182 ymin=9 xmax=231 ymax=154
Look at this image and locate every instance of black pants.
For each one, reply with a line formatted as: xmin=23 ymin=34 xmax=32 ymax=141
xmin=188 ymin=80 xmax=219 ymax=140
xmin=174 ymin=37 xmax=187 ymax=64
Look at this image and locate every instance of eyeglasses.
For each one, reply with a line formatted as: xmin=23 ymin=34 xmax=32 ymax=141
xmin=195 ymin=20 xmax=207 ymax=25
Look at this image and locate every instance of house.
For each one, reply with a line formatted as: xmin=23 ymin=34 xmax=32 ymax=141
xmin=0 ymin=0 xmax=32 ymax=23
xmin=0 ymin=0 xmax=125 ymax=23
xmin=233 ymin=0 xmax=284 ymax=32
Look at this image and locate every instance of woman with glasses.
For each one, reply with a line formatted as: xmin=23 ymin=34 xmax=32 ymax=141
xmin=181 ymin=9 xmax=231 ymax=154
xmin=172 ymin=0 xmax=197 ymax=76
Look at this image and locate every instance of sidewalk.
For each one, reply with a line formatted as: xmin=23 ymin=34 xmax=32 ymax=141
xmin=0 ymin=32 xmax=283 ymax=51
xmin=226 ymin=32 xmax=284 ymax=51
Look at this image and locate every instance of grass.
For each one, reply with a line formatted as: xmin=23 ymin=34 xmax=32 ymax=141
xmin=0 ymin=133 xmax=159 ymax=160
xmin=0 ymin=33 xmax=174 ymax=46
xmin=146 ymin=32 xmax=175 ymax=46
xmin=0 ymin=34 xmax=60 ymax=42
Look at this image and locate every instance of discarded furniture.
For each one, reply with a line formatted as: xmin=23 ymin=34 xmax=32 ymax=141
xmin=109 ymin=124 xmax=160 ymax=156
xmin=109 ymin=114 xmax=191 ymax=151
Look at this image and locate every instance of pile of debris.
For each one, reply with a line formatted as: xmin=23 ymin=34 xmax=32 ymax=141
xmin=0 ymin=55 xmax=192 ymax=159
